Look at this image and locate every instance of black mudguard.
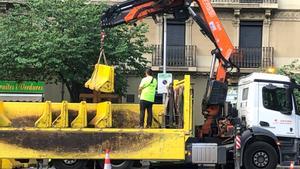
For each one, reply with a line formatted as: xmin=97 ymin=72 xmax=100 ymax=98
xmin=240 ymin=127 xmax=280 ymax=166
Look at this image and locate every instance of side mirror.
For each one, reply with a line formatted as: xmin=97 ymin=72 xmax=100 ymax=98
xmin=296 ymin=85 xmax=300 ymax=91
xmin=282 ymin=87 xmax=293 ymax=115
xmin=290 ymin=78 xmax=300 ymax=91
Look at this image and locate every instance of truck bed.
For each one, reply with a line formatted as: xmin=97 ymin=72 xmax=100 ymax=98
xmin=0 ymin=76 xmax=192 ymax=161
xmin=0 ymin=127 xmax=186 ymax=160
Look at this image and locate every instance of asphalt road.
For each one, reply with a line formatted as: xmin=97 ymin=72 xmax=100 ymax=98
xmin=150 ymin=164 xmax=202 ymax=169
xmin=151 ymin=166 xmax=195 ymax=169
xmin=153 ymin=166 xmax=295 ymax=169
xmin=151 ymin=167 xmax=198 ymax=169
xmin=31 ymin=162 xmax=287 ymax=169
xmin=31 ymin=165 xmax=287 ymax=169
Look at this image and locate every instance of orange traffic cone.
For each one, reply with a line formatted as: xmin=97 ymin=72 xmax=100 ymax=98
xmin=103 ymin=149 xmax=112 ymax=169
xmin=290 ymin=161 xmax=294 ymax=169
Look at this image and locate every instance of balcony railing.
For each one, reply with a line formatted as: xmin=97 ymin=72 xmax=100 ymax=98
xmin=1 ymin=0 xmax=278 ymax=5
xmin=0 ymin=0 xmax=25 ymax=3
xmin=152 ymin=45 xmax=197 ymax=67
xmin=211 ymin=0 xmax=277 ymax=3
xmin=231 ymin=47 xmax=274 ymax=68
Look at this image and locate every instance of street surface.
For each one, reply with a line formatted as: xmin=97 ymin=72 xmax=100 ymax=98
xmin=29 ymin=165 xmax=288 ymax=169
xmin=28 ymin=162 xmax=288 ymax=169
xmin=151 ymin=165 xmax=198 ymax=169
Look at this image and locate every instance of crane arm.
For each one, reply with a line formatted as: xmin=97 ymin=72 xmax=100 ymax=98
xmin=101 ymin=0 xmax=234 ymax=82
xmin=102 ymin=0 xmax=184 ymax=29
xmin=101 ymin=0 xmax=238 ymax=137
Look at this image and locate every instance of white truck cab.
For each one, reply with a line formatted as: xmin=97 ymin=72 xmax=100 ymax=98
xmin=236 ymin=72 xmax=300 ymax=168
xmin=238 ymin=73 xmax=296 ymax=137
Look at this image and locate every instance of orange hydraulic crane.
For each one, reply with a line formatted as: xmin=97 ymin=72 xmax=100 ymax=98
xmin=101 ymin=0 xmax=239 ymax=137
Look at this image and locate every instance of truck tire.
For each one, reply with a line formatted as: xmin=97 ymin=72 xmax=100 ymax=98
xmin=243 ymin=141 xmax=278 ymax=169
xmin=52 ymin=159 xmax=88 ymax=169
xmin=98 ymin=160 xmax=134 ymax=169
xmin=112 ymin=160 xmax=134 ymax=169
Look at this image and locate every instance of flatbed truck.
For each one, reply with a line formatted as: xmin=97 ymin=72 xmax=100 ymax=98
xmin=1 ymin=0 xmax=300 ymax=168
xmin=1 ymin=73 xmax=300 ymax=169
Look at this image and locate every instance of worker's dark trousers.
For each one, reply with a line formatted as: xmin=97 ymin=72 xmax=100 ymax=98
xmin=140 ymin=100 xmax=153 ymax=127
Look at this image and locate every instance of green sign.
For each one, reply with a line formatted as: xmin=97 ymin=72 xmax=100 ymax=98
xmin=0 ymin=81 xmax=45 ymax=93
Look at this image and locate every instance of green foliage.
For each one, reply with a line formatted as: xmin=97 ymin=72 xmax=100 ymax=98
xmin=278 ymin=60 xmax=300 ymax=82
xmin=0 ymin=0 xmax=150 ymax=101
xmin=278 ymin=60 xmax=300 ymax=107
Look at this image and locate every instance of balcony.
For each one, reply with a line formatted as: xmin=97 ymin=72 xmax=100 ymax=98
xmin=0 ymin=0 xmax=117 ymax=5
xmin=231 ymin=47 xmax=274 ymax=69
xmin=210 ymin=0 xmax=278 ymax=9
xmin=151 ymin=45 xmax=197 ymax=71
xmin=90 ymin=0 xmax=121 ymax=5
xmin=0 ymin=0 xmax=25 ymax=3
xmin=211 ymin=0 xmax=277 ymax=3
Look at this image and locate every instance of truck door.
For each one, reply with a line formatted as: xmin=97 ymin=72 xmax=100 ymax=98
xmin=293 ymin=90 xmax=300 ymax=139
xmin=258 ymin=82 xmax=296 ymax=137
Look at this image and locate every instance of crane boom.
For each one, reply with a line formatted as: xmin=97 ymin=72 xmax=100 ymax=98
xmin=101 ymin=0 xmax=238 ymax=137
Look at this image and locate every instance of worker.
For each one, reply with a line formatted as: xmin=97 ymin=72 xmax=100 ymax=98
xmin=138 ymin=68 xmax=157 ymax=128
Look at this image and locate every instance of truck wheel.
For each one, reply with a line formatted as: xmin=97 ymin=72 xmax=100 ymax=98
xmin=243 ymin=141 xmax=278 ymax=169
xmin=52 ymin=159 xmax=88 ymax=169
xmin=112 ymin=160 xmax=134 ymax=169
xmin=99 ymin=160 xmax=133 ymax=169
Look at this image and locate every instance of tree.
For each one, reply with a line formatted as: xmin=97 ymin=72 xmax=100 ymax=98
xmin=0 ymin=0 xmax=150 ymax=102
xmin=278 ymin=60 xmax=300 ymax=106
xmin=278 ymin=60 xmax=300 ymax=80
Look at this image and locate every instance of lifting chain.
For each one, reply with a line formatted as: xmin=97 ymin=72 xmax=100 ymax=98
xmin=98 ymin=30 xmax=107 ymax=64
xmin=100 ymin=30 xmax=106 ymax=50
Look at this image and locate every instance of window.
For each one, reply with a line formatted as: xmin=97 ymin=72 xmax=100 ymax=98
xmin=165 ymin=19 xmax=186 ymax=66
xmin=293 ymin=89 xmax=300 ymax=115
xmin=262 ymin=86 xmax=292 ymax=114
xmin=227 ymin=86 xmax=238 ymax=107
xmin=242 ymin=88 xmax=249 ymax=100
xmin=238 ymin=21 xmax=263 ymax=68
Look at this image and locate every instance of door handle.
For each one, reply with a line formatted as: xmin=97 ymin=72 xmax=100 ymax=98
xmin=260 ymin=121 xmax=270 ymax=127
